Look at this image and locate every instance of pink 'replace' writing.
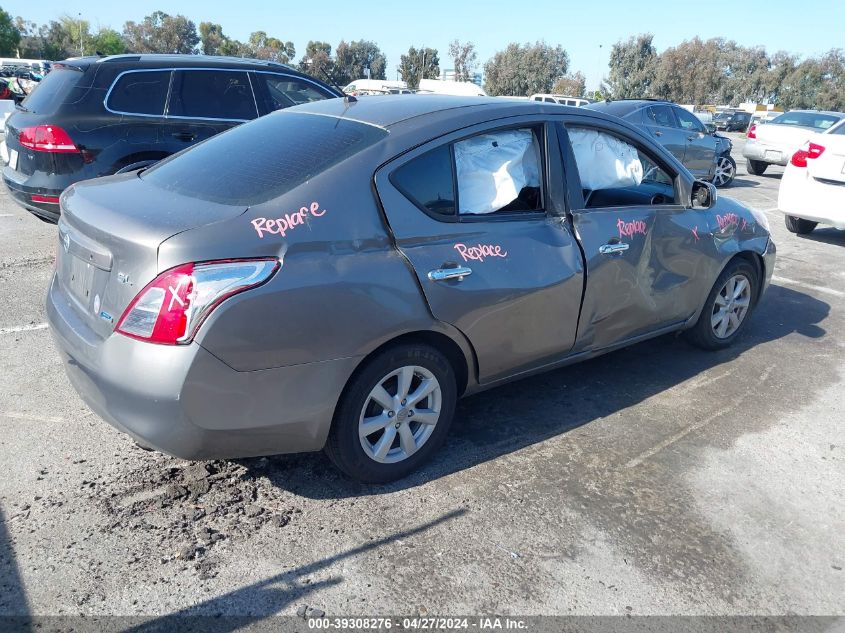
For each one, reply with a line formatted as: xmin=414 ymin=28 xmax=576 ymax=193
xmin=692 ymin=226 xmax=700 ymax=242
xmin=617 ymin=218 xmax=648 ymax=239
xmin=454 ymin=243 xmax=508 ymax=263
xmin=716 ymin=213 xmax=740 ymax=230
xmin=251 ymin=201 xmax=327 ymax=239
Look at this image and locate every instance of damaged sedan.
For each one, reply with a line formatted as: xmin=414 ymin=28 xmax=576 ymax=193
xmin=47 ymin=96 xmax=775 ymax=482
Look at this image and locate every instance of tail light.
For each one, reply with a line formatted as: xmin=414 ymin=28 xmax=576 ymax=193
xmin=19 ymin=125 xmax=80 ymax=153
xmin=116 ymin=259 xmax=279 ymax=345
xmin=790 ymin=142 xmax=825 ymax=168
xmin=747 ymin=124 xmax=757 ymax=139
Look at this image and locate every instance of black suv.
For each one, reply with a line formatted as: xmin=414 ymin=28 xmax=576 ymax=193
xmin=584 ymin=99 xmax=736 ymax=188
xmin=3 ymin=54 xmax=342 ymax=222
xmin=714 ymin=110 xmax=752 ymax=132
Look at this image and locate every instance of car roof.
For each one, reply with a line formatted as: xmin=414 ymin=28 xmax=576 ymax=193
xmin=583 ymin=99 xmax=671 ymax=117
xmin=289 ymin=94 xmax=590 ymax=128
xmin=62 ymin=53 xmax=298 ymax=73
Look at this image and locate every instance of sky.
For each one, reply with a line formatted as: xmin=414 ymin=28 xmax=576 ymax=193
xmin=9 ymin=0 xmax=843 ymax=90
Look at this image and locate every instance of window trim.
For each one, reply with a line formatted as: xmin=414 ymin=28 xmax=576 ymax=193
xmin=388 ymin=122 xmax=551 ymax=224
xmin=560 ymin=120 xmax=684 ymax=212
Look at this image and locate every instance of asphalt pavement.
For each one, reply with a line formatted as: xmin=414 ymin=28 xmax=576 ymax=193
xmin=0 ymin=133 xmax=843 ymax=622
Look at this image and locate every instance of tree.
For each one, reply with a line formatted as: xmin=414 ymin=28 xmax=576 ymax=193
xmin=652 ymin=37 xmax=722 ymax=104
xmin=199 ymin=22 xmax=227 ymax=56
xmin=0 ymin=6 xmax=20 ymax=56
xmin=34 ymin=20 xmax=75 ymax=60
xmin=247 ymin=31 xmax=294 ymax=64
xmin=448 ymin=40 xmax=477 ymax=82
xmin=298 ymin=41 xmax=334 ymax=84
xmin=483 ymin=41 xmax=569 ymax=97
xmin=334 ymin=39 xmax=386 ymax=85
xmin=89 ymin=28 xmax=125 ymax=55
xmin=398 ymin=46 xmax=439 ymax=89
xmin=604 ymin=34 xmax=657 ymax=99
xmin=552 ymin=71 xmax=586 ymax=97
xmin=14 ymin=16 xmax=40 ymax=57
xmin=58 ymin=15 xmax=90 ymax=56
xmin=123 ymin=11 xmax=199 ymax=54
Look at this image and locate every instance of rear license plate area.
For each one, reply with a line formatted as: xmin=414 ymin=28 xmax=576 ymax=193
xmin=8 ymin=148 xmax=17 ymax=170
xmin=65 ymin=254 xmax=95 ymax=307
xmin=764 ymin=150 xmax=781 ymax=162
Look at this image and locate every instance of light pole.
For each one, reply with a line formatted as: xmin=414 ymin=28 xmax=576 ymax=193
xmin=77 ymin=13 xmax=84 ymax=56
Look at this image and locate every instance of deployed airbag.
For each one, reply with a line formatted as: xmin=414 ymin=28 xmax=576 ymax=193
xmin=568 ymin=128 xmax=643 ymax=190
xmin=454 ymin=130 xmax=540 ymax=214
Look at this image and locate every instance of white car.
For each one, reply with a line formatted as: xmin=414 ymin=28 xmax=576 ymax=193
xmin=778 ymin=118 xmax=845 ymax=233
xmin=743 ymin=110 xmax=844 ymax=175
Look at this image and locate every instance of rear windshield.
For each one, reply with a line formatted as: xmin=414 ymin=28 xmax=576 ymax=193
xmin=141 ymin=111 xmax=387 ymax=205
xmin=19 ymin=67 xmax=83 ymax=115
xmin=771 ymin=112 xmax=841 ymax=130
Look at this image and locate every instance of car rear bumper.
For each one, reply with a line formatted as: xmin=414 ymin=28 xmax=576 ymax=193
xmin=742 ymin=140 xmax=790 ymax=166
xmin=778 ymin=166 xmax=845 ymax=228
xmin=3 ymin=166 xmax=62 ymax=222
xmin=46 ymin=273 xmax=359 ymax=459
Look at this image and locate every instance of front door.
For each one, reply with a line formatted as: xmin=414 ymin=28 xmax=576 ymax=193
xmin=375 ymin=120 xmax=584 ymax=383
xmin=643 ymin=104 xmax=688 ymax=165
xmin=558 ymin=119 xmax=704 ymax=350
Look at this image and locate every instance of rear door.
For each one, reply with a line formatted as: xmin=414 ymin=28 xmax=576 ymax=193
xmin=642 ymin=105 xmax=688 ymax=165
xmin=165 ymin=69 xmax=258 ymax=146
xmin=374 ymin=119 xmax=584 ymax=383
xmin=558 ymin=117 xmax=709 ymax=349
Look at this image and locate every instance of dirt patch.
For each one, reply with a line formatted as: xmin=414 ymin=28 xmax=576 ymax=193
xmin=94 ymin=452 xmax=299 ymax=577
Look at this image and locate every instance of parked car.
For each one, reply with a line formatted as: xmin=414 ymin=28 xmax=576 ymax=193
xmin=714 ymin=110 xmax=752 ymax=132
xmin=743 ymin=110 xmax=845 ymax=175
xmin=530 ymin=94 xmax=591 ymax=107
xmin=48 ymin=97 xmax=775 ymax=482
xmin=585 ymin=99 xmax=737 ymax=187
xmin=1 ymin=54 xmax=342 ymax=223
xmin=778 ymin=117 xmax=845 ymax=234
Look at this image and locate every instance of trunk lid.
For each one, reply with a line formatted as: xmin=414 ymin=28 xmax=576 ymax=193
xmin=57 ymin=172 xmax=248 ymax=339
xmin=754 ymin=123 xmax=819 ymax=159
xmin=808 ymin=134 xmax=845 ymax=185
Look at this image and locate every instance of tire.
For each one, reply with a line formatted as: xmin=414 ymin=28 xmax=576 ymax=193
xmin=325 ymin=344 xmax=457 ymax=483
xmin=713 ymin=155 xmax=736 ymax=188
xmin=746 ymin=159 xmax=767 ymax=176
xmin=784 ymin=215 xmax=817 ymax=235
xmin=684 ymin=258 xmax=759 ymax=351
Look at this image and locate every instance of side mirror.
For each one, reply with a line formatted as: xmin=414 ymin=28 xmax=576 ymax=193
xmin=704 ymin=123 xmax=716 ymax=134
xmin=691 ymin=180 xmax=717 ymax=209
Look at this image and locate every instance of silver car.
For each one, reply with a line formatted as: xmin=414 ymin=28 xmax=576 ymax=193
xmin=743 ymin=110 xmax=845 ymax=175
xmin=48 ymin=96 xmax=776 ymax=482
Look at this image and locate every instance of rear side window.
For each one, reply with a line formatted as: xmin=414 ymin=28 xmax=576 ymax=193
xmin=254 ymin=74 xmax=332 ymax=112
xmin=20 ymin=67 xmax=83 ymax=115
xmin=391 ymin=145 xmax=455 ymax=217
xmin=141 ymin=112 xmax=387 ymax=205
xmin=168 ymin=70 xmax=257 ymax=121
xmin=107 ymin=70 xmax=171 ymax=116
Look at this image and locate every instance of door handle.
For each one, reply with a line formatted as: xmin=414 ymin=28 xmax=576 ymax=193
xmin=653 ymin=130 xmax=663 ymax=137
xmin=428 ymin=266 xmax=472 ymax=281
xmin=599 ymin=243 xmax=629 ymax=255
xmin=171 ymin=132 xmax=196 ymax=142
xmin=687 ymin=135 xmax=699 ymax=141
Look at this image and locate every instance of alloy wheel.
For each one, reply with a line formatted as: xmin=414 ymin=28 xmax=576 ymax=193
xmin=711 ymin=274 xmax=751 ymax=339
xmin=358 ymin=365 xmax=442 ymax=464
xmin=713 ymin=156 xmax=735 ymax=187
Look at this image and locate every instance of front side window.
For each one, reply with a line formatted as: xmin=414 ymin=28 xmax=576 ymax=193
xmin=168 ymin=70 xmax=257 ymax=121
xmin=646 ymin=105 xmax=677 ymax=128
xmin=675 ymin=107 xmax=705 ymax=132
xmin=567 ymin=125 xmax=676 ymax=208
xmin=107 ymin=70 xmax=171 ymax=116
xmin=256 ymin=74 xmax=333 ymax=111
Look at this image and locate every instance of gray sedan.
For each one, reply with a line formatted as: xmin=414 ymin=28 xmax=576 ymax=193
xmin=47 ymin=96 xmax=776 ymax=482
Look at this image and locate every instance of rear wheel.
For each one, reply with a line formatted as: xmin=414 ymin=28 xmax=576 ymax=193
xmin=746 ymin=159 xmax=767 ymax=176
xmin=684 ymin=258 xmax=759 ymax=350
xmin=325 ymin=344 xmax=457 ymax=483
xmin=713 ymin=156 xmax=736 ymax=188
xmin=784 ymin=215 xmax=818 ymax=235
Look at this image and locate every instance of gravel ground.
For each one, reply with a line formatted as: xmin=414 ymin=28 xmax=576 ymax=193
xmin=1 ymin=133 xmax=844 ymax=623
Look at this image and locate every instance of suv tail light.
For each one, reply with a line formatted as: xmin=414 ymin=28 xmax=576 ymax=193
xmin=746 ymin=124 xmax=757 ymax=139
xmin=116 ymin=259 xmax=279 ymax=345
xmin=19 ymin=125 xmax=80 ymax=153
xmin=790 ymin=142 xmax=825 ymax=168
